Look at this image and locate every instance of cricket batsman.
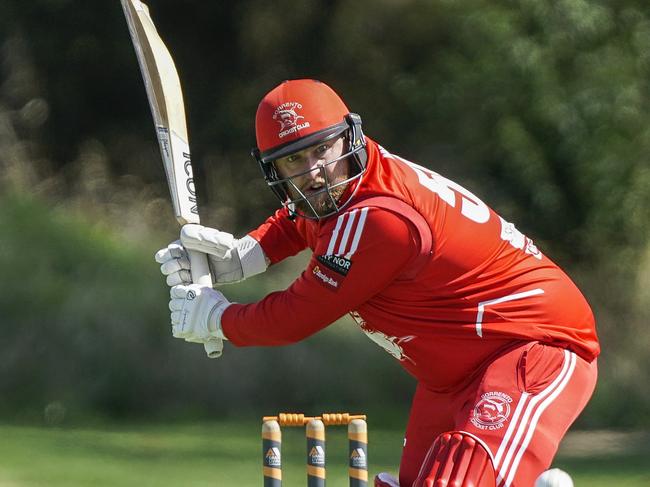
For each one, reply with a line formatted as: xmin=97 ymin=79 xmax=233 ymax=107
xmin=155 ymin=79 xmax=599 ymax=486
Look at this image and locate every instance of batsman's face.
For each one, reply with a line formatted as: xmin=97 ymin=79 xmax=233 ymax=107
xmin=275 ymin=136 xmax=350 ymax=216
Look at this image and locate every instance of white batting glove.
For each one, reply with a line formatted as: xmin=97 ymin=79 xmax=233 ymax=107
xmin=169 ymin=284 xmax=230 ymax=343
xmin=154 ymin=224 xmax=268 ymax=286
xmin=181 ymin=224 xmax=268 ymax=283
xmin=155 ymin=240 xmax=192 ymax=286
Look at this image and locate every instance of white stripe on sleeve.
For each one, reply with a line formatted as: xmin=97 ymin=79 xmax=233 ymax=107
xmin=344 ymin=207 xmax=369 ymax=259
xmin=326 ymin=213 xmax=346 ymax=255
xmin=337 ymin=209 xmax=358 ymax=255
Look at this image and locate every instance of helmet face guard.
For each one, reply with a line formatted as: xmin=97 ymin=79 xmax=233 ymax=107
xmin=252 ymin=113 xmax=367 ymax=220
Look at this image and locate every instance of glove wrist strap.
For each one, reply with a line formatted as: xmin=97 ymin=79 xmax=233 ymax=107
xmin=238 ymin=235 xmax=269 ymax=278
xmin=207 ymin=301 xmax=231 ymax=340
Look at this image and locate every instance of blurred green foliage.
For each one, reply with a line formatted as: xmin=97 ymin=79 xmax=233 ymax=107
xmin=0 ymin=192 xmax=412 ymax=422
xmin=0 ymin=0 xmax=649 ymax=427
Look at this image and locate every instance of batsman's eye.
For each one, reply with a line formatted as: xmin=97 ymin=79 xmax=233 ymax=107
xmin=284 ymin=154 xmax=301 ymax=164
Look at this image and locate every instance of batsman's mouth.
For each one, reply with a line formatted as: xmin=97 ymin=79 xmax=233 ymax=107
xmin=302 ymin=183 xmax=327 ymax=198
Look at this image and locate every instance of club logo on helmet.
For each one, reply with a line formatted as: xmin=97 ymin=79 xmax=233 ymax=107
xmin=273 ymin=102 xmax=311 ymax=139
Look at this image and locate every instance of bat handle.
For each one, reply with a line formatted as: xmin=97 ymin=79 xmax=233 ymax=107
xmin=187 ymin=249 xmax=223 ymax=359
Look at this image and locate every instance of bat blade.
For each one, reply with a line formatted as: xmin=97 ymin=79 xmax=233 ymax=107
xmin=121 ymin=0 xmax=199 ymax=226
xmin=121 ymin=0 xmax=223 ymax=358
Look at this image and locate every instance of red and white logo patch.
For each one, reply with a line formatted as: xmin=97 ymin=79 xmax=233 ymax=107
xmin=471 ymin=392 xmax=513 ymax=430
xmin=273 ymin=102 xmax=310 ymax=139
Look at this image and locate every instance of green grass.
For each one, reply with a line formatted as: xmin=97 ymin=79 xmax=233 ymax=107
xmin=0 ymin=422 xmax=648 ymax=486
xmin=0 ymin=421 xmax=397 ymax=487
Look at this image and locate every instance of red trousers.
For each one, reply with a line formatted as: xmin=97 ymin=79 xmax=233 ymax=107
xmin=399 ymin=342 xmax=598 ymax=487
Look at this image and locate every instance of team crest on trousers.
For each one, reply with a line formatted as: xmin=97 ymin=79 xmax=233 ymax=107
xmin=470 ymin=391 xmax=513 ymax=430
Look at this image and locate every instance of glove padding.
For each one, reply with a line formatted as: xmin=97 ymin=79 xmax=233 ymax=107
xmin=169 ymin=284 xmax=230 ymax=343
xmin=155 ymin=224 xmax=268 ymax=286
xmin=156 ymin=241 xmax=191 ymax=286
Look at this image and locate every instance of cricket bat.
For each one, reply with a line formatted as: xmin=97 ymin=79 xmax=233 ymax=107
xmin=121 ymin=0 xmax=223 ymax=358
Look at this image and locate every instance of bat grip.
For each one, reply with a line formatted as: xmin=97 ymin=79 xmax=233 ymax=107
xmin=187 ymin=249 xmax=223 ymax=359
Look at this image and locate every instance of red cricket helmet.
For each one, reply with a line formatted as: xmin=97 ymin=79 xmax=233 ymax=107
xmin=251 ymin=79 xmax=367 ymax=219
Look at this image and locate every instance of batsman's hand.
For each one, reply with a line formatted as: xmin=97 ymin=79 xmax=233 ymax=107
xmin=169 ymin=284 xmax=230 ymax=343
xmin=154 ymin=224 xmax=268 ymax=286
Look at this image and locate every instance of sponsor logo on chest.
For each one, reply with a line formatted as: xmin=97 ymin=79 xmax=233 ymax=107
xmin=312 ymin=265 xmax=339 ymax=289
xmin=316 ymin=254 xmax=352 ymax=276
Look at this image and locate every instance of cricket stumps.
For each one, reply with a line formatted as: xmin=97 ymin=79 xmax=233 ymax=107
xmin=348 ymin=418 xmax=368 ymax=487
xmin=263 ymin=419 xmax=282 ymax=486
xmin=262 ymin=412 xmax=368 ymax=486
xmin=307 ymin=419 xmax=326 ymax=486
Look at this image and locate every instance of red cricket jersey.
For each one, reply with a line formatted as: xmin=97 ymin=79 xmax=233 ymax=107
xmin=222 ymin=138 xmax=599 ymax=392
